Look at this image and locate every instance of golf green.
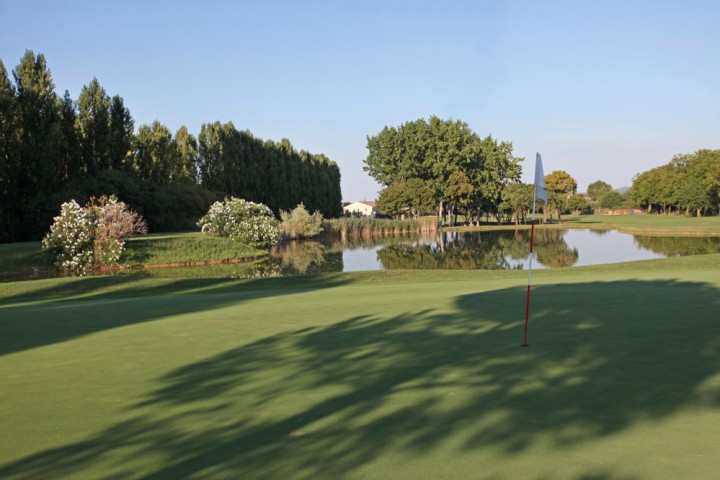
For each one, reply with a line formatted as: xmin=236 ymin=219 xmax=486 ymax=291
xmin=1 ymin=256 xmax=719 ymax=479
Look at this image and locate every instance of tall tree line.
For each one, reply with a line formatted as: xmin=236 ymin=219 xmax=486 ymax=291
xmin=629 ymin=150 xmax=720 ymax=216
xmin=0 ymin=50 xmax=342 ymax=242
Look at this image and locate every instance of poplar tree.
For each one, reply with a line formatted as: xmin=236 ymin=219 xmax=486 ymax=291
xmin=174 ymin=126 xmax=198 ymax=184
xmin=0 ymin=60 xmax=17 ymax=240
xmin=11 ymin=50 xmax=63 ymax=240
xmin=108 ymin=94 xmax=134 ymax=170
xmin=134 ymin=120 xmax=176 ymax=184
xmin=76 ymin=77 xmax=111 ymax=175
xmin=58 ymin=90 xmax=83 ymax=181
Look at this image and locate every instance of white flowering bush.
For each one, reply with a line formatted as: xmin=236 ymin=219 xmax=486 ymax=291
xmin=42 ymin=195 xmax=148 ymax=275
xmin=197 ymin=197 xmax=280 ymax=248
xmin=41 ymin=200 xmax=95 ymax=275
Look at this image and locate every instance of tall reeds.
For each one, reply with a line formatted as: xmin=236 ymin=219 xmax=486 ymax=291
xmin=323 ymin=217 xmax=437 ymax=241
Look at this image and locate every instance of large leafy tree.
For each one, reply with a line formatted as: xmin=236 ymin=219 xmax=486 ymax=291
xmin=630 ymin=168 xmax=658 ymax=213
xmin=470 ymin=135 xmax=522 ymax=222
xmin=377 ymin=178 xmax=435 ymax=218
xmin=630 ymin=151 xmax=720 ymax=215
xmin=443 ymin=170 xmax=474 ymax=225
xmin=566 ymin=194 xmax=592 ymax=214
xmin=676 ymin=150 xmax=720 ymax=215
xmin=76 ymin=77 xmax=111 ymax=175
xmin=587 ymin=180 xmax=613 ymax=201
xmin=500 ymin=183 xmax=534 ymax=224
xmin=364 ymin=116 xmax=521 ymax=223
xmin=631 ymin=164 xmax=679 ymax=214
xmin=364 ymin=117 xmax=482 ymax=216
xmin=544 ymin=170 xmax=577 ymax=221
xmin=599 ymin=190 xmax=625 ymax=209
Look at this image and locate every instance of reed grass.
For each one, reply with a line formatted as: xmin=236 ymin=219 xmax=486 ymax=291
xmin=323 ymin=217 xmax=437 ymax=240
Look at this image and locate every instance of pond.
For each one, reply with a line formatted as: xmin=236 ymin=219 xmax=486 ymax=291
xmin=3 ymin=229 xmax=719 ymax=281
xmin=127 ymin=229 xmax=720 ymax=279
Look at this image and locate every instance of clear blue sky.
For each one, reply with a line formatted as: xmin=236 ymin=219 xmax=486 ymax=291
xmin=2 ymin=0 xmax=718 ymax=201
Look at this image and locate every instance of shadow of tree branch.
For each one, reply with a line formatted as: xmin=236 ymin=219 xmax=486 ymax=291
xmin=1 ymin=279 xmax=719 ymax=478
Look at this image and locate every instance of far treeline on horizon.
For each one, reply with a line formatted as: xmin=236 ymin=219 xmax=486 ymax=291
xmin=1 ymin=50 xmax=720 ymax=243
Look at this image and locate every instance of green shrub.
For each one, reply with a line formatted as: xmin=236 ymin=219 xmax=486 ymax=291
xmin=280 ymin=203 xmax=324 ymax=239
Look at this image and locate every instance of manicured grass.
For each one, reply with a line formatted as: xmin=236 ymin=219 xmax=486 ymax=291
xmin=1 ymin=255 xmax=720 ymax=479
xmin=0 ymin=233 xmax=267 ymax=278
xmin=122 ymin=232 xmax=266 ymax=266
xmin=565 ymin=214 xmax=720 ymax=235
xmin=450 ymin=214 xmax=720 ymax=236
xmin=0 ymin=241 xmax=52 ymax=274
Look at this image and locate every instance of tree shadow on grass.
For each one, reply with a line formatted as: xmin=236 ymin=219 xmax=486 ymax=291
xmin=1 ymin=279 xmax=719 ymax=479
xmin=0 ymin=274 xmax=352 ymax=356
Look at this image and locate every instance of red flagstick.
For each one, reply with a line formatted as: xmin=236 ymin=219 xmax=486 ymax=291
xmin=522 ymin=219 xmax=535 ymax=347
xmin=523 ymin=153 xmax=546 ymax=347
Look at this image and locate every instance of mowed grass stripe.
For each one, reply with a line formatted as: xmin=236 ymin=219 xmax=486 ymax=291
xmin=1 ymin=257 xmax=719 ymax=479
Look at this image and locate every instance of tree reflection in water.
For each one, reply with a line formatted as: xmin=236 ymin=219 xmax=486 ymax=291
xmin=633 ymin=235 xmax=720 ymax=257
xmin=132 ymin=230 xmax=719 ymax=280
xmin=534 ymin=230 xmax=579 ymax=268
xmin=269 ymin=241 xmax=343 ymax=275
xmin=376 ymin=230 xmax=578 ymax=270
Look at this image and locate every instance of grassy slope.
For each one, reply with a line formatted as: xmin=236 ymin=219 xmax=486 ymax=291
xmin=0 ymin=233 xmax=266 ymax=277
xmin=122 ymin=232 xmax=265 ymax=265
xmin=450 ymin=214 xmax=720 ymax=236
xmin=1 ymin=255 xmax=720 ymax=479
xmin=0 ymin=241 xmax=53 ymax=273
xmin=566 ymin=214 xmax=720 ymax=235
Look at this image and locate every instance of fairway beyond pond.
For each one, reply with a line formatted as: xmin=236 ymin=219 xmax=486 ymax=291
xmin=1 ymin=255 xmax=720 ymax=479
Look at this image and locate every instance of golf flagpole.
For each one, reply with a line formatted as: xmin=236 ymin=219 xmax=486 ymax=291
xmin=522 ymin=153 xmax=547 ymax=347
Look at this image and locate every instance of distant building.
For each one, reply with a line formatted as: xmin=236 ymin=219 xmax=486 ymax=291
xmin=343 ymin=200 xmax=377 ymax=217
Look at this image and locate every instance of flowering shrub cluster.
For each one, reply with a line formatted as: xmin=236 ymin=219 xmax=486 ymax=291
xmin=42 ymin=196 xmax=148 ymax=275
xmin=197 ymin=197 xmax=280 ymax=248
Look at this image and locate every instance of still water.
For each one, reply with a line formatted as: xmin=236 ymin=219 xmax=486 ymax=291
xmin=5 ymin=229 xmax=719 ymax=281
xmin=135 ymin=229 xmax=720 ymax=279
